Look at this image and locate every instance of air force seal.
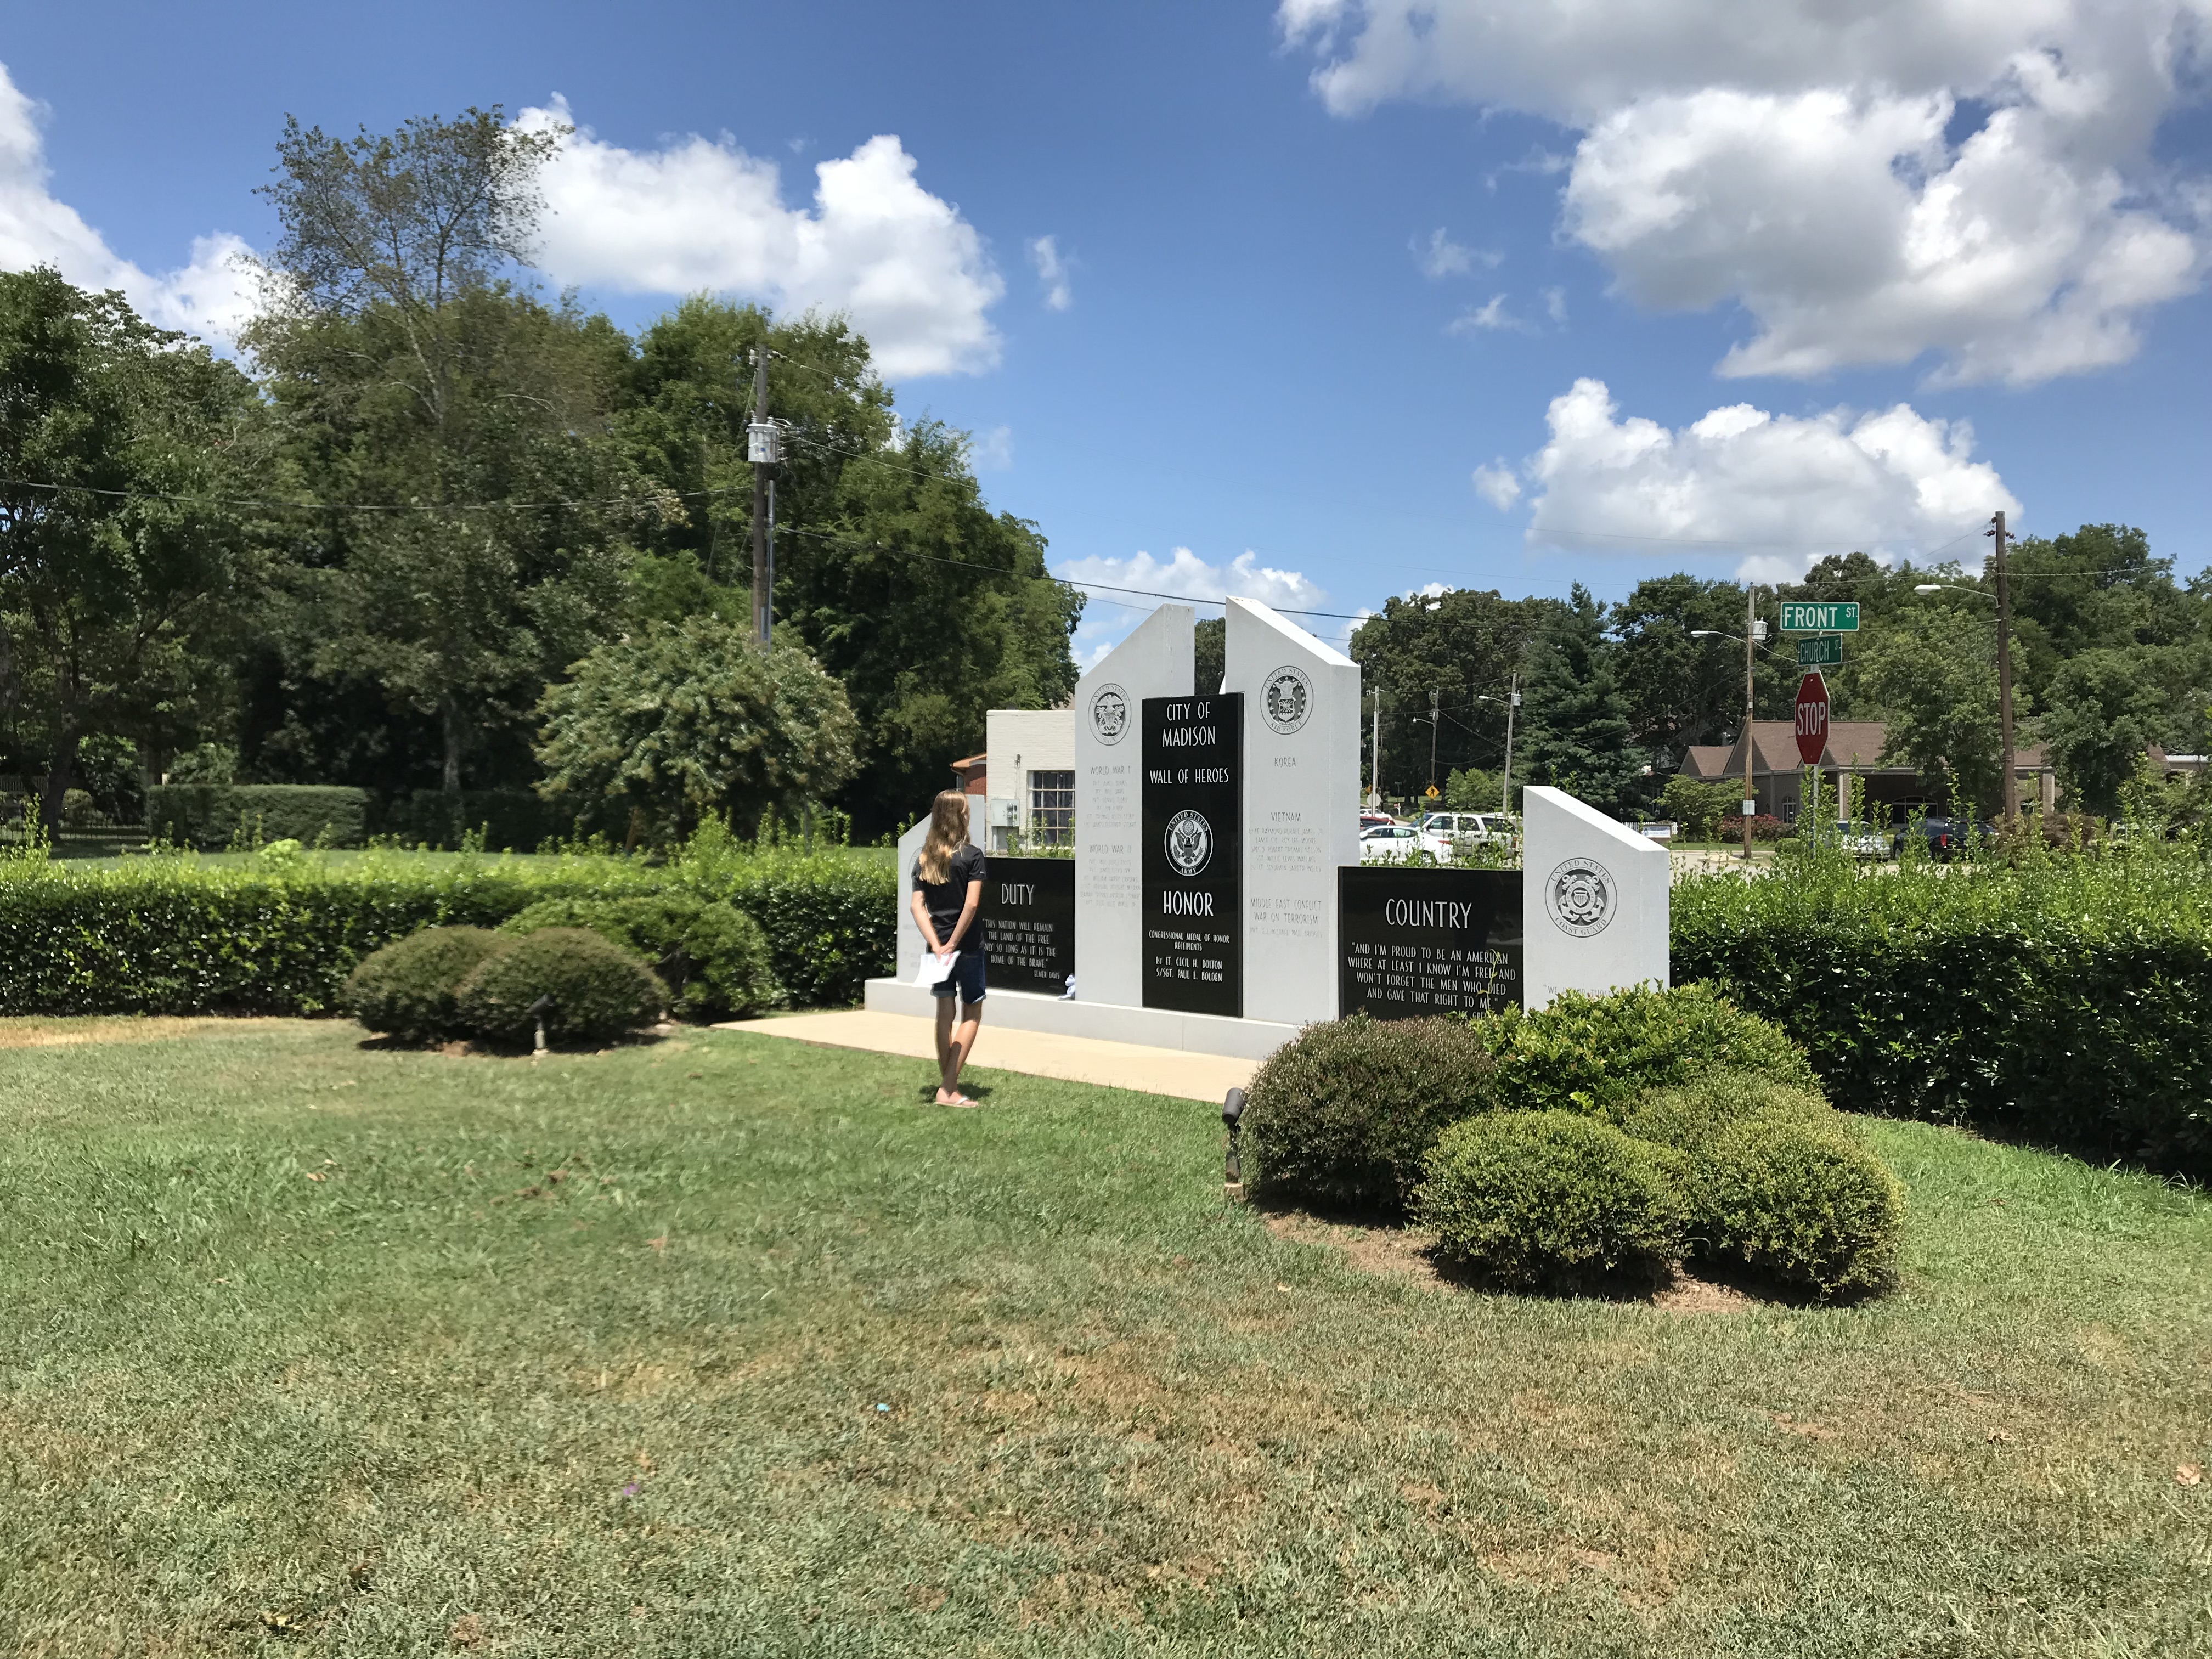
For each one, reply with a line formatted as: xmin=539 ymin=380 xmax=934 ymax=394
xmin=1261 ymin=664 xmax=1312 ymax=735
xmin=1547 ymin=858 xmax=1615 ymax=937
xmin=1164 ymin=809 xmax=1214 ymax=877
xmin=1089 ymin=683 xmax=1130 ymax=746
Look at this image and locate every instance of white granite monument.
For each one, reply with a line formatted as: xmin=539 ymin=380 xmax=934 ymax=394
xmin=1223 ymin=597 xmax=1361 ymax=1026
xmin=1073 ymin=603 xmax=1194 ymax=1009
xmin=1519 ymin=786 xmax=1670 ymax=1007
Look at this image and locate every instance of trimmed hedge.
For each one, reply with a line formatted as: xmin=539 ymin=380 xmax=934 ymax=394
xmin=373 ymin=788 xmax=575 ymax=853
xmin=148 ymin=785 xmax=369 ymax=849
xmin=1673 ymin=847 xmax=2212 ymax=1179
xmin=1243 ymin=1014 xmax=1498 ymax=1216
xmin=1697 ymin=1116 xmax=1904 ymax=1297
xmin=0 ymin=847 xmax=890 ymax=1017
xmin=342 ymin=926 xmax=511 ymax=1042
xmin=455 ymin=927 xmax=665 ymax=1046
xmin=1624 ymin=1070 xmax=1903 ymax=1296
xmin=1417 ymin=1111 xmax=1687 ymax=1287
xmin=1482 ymin=983 xmax=1822 ymax=1118
xmin=501 ymin=894 xmax=776 ymax=1020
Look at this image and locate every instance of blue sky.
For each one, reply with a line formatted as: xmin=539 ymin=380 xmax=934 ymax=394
xmin=8 ymin=1 xmax=2212 ymax=662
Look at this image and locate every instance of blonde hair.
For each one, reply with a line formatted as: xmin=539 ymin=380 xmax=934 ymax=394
xmin=917 ymin=790 xmax=971 ymax=883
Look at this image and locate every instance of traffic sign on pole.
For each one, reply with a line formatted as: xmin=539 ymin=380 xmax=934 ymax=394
xmin=1796 ymin=634 xmax=1842 ymax=667
xmin=1793 ymin=672 xmax=1830 ymax=765
xmin=1780 ymin=601 xmax=1859 ymax=633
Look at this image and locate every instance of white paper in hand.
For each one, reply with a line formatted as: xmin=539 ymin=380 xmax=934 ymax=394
xmin=910 ymin=949 xmax=957 ymax=989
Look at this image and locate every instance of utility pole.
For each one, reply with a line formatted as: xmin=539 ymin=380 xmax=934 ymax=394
xmin=746 ymin=351 xmax=780 ymax=646
xmin=1742 ymin=583 xmax=1757 ymax=861
xmin=1988 ymin=509 xmax=2017 ymax=821
xmin=1500 ymin=672 xmax=1519 ymax=814
xmin=1429 ymin=687 xmax=1441 ymax=794
xmin=1370 ymin=693 xmax=1381 ymax=810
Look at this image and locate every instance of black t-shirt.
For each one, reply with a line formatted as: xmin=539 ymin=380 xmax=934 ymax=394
xmin=914 ymin=843 xmax=986 ymax=950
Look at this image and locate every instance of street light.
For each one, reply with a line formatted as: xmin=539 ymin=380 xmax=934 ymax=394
xmin=1475 ymin=680 xmax=1521 ymax=815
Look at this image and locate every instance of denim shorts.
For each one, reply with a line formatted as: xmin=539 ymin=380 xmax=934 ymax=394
xmin=932 ymin=946 xmax=987 ymax=1004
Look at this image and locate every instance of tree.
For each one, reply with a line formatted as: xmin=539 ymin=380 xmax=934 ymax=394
xmin=1349 ymin=587 xmax=1555 ymax=799
xmin=2041 ymin=645 xmax=2211 ymax=815
xmin=535 ymin=616 xmax=857 ymax=843
xmin=247 ymin=112 xmax=648 ymax=797
xmin=618 ymin=298 xmax=1080 ymax=831
xmin=1517 ymin=584 xmax=1644 ymax=812
xmin=2005 ymin=524 xmax=2199 ymax=709
xmin=1611 ymin=573 xmax=1787 ymax=765
xmin=1193 ymin=616 xmax=1225 ymax=696
xmin=1857 ymin=599 xmax=2007 ymax=813
xmin=1658 ymin=775 xmax=1740 ymax=840
xmin=0 ymin=268 xmax=264 ymax=831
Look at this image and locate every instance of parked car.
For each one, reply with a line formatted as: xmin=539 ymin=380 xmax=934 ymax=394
xmin=1416 ymin=811 xmax=1517 ymax=861
xmin=1359 ymin=822 xmax=1424 ymax=863
xmin=1359 ymin=809 xmax=1397 ymax=832
xmin=1891 ymin=816 xmax=1994 ymax=862
xmin=1832 ymin=819 xmax=1888 ymax=859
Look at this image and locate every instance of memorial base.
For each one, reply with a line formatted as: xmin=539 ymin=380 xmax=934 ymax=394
xmin=861 ymin=980 xmax=1300 ymax=1061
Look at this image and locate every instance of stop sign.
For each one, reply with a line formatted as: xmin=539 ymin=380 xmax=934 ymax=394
xmin=1794 ymin=672 xmax=1830 ymax=765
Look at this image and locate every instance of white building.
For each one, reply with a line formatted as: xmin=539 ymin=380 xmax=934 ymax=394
xmin=977 ymin=707 xmax=1075 ymax=852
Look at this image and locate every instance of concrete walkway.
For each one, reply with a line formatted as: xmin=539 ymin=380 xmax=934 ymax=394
xmin=715 ymin=1009 xmax=1255 ymax=1104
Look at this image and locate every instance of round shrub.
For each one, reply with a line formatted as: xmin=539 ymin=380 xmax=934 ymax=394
xmin=1697 ymin=1118 xmax=1903 ymax=1297
xmin=342 ymin=926 xmax=512 ymax=1042
xmin=1479 ymin=984 xmax=1820 ymax=1119
xmin=455 ymin=927 xmax=666 ymax=1046
xmin=501 ymin=894 xmax=776 ymax=1020
xmin=1621 ymin=1070 xmax=1837 ymax=1153
xmin=1243 ymin=1014 xmax=1498 ymax=1217
xmin=1416 ymin=1111 xmax=1687 ymax=1288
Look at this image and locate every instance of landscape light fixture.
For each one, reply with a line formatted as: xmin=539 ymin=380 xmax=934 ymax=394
xmin=529 ymin=994 xmax=553 ymax=1058
xmin=1222 ymin=1088 xmax=1246 ymax=1193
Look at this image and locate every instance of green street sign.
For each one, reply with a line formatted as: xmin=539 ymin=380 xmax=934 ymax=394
xmin=1796 ymin=634 xmax=1843 ymax=667
xmin=1780 ymin=601 xmax=1859 ymax=633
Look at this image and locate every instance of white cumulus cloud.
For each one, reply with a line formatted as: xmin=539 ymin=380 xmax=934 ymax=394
xmin=0 ymin=62 xmax=259 ymax=341
xmin=1472 ymin=459 xmax=1522 ymax=510
xmin=1028 ymin=234 xmax=1073 ymax=310
xmin=520 ymin=98 xmax=1003 ymax=378
xmin=970 ymin=424 xmax=1013 ymax=470
xmin=1053 ymin=546 xmax=1328 ymax=612
xmin=1520 ymin=377 xmax=2018 ymax=575
xmin=1281 ymin=1 xmax=2212 ymax=385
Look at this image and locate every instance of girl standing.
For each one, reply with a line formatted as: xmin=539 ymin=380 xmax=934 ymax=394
xmin=910 ymin=789 xmax=987 ymax=1105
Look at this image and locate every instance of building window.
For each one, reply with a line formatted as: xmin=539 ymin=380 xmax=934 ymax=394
xmin=1029 ymin=770 xmax=1074 ymax=844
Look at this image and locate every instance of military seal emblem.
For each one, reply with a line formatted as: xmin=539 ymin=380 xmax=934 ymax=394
xmin=1164 ymin=809 xmax=1213 ymax=878
xmin=1547 ymin=857 xmax=1615 ymax=937
xmin=1261 ymin=664 xmax=1312 ymax=735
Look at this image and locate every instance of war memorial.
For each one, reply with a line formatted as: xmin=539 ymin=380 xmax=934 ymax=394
xmin=867 ymin=597 xmax=1668 ymax=1056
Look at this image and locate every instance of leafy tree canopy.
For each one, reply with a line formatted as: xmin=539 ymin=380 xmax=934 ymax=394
xmin=535 ymin=615 xmax=858 ymax=844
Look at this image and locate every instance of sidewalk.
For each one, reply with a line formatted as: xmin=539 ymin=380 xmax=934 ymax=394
xmin=716 ymin=1009 xmax=1255 ymax=1104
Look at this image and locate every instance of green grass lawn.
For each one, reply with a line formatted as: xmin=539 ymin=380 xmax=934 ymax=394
xmin=2 ymin=1020 xmax=2207 ymax=1656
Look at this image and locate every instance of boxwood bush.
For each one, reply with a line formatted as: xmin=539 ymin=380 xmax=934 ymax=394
xmin=1623 ymin=1070 xmax=1902 ymax=1296
xmin=455 ymin=927 xmax=665 ymax=1046
xmin=1415 ymin=1111 xmax=1687 ymax=1288
xmin=342 ymin=926 xmax=511 ymax=1042
xmin=1243 ymin=1014 xmax=1498 ymax=1217
xmin=1673 ymin=843 xmax=2212 ymax=1179
xmin=1696 ymin=1116 xmax=1904 ymax=1297
xmin=501 ymin=894 xmax=776 ymax=1020
xmin=1481 ymin=983 xmax=1821 ymax=1117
